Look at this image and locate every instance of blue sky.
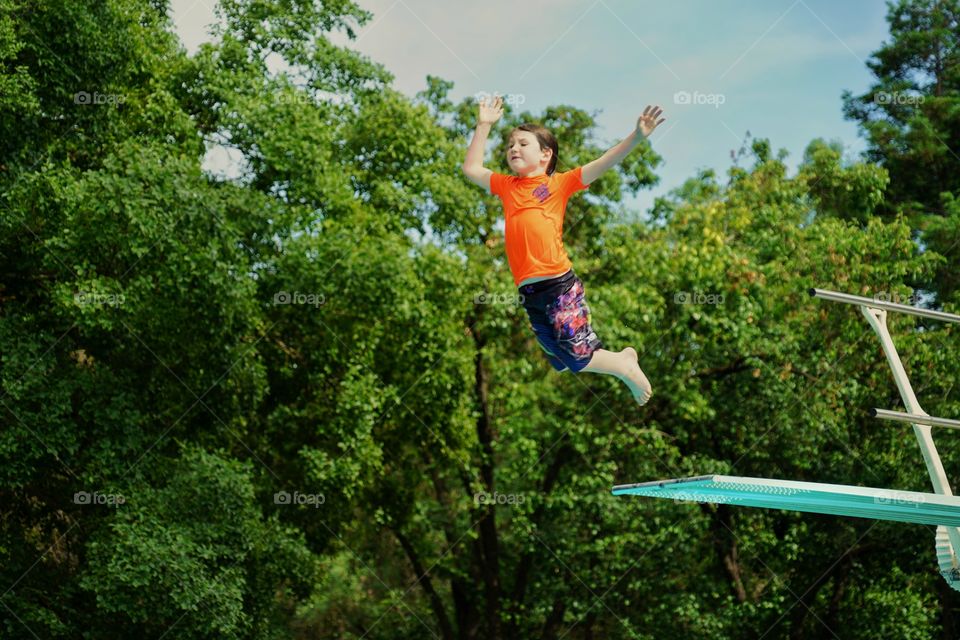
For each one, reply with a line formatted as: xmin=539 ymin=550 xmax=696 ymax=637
xmin=170 ymin=0 xmax=892 ymax=215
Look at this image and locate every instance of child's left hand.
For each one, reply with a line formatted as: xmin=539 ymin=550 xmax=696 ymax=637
xmin=636 ymin=105 xmax=666 ymax=138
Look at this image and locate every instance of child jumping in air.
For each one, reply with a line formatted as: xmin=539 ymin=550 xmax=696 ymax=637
xmin=461 ymin=95 xmax=665 ymax=406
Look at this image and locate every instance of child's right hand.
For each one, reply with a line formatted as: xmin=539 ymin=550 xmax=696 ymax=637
xmin=477 ymin=95 xmax=503 ymax=125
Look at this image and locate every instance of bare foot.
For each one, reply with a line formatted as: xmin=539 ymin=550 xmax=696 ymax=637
xmin=620 ymin=347 xmax=652 ymax=405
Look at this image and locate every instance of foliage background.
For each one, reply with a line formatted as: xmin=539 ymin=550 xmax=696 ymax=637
xmin=2 ymin=0 xmax=959 ymax=638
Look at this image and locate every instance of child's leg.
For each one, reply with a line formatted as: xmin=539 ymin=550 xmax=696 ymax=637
xmin=534 ymin=335 xmax=569 ymax=372
xmin=529 ymin=272 xmax=653 ymax=405
xmin=580 ymin=347 xmax=652 ymax=405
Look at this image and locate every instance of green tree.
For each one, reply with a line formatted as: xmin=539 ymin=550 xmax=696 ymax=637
xmin=842 ymin=0 xmax=960 ymax=302
xmin=797 ymin=137 xmax=889 ymax=224
xmin=4 ymin=0 xmax=960 ymax=638
xmin=0 ymin=0 xmax=333 ymax=636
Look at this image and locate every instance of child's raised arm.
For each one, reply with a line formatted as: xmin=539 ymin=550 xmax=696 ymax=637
xmin=462 ymin=95 xmax=504 ymax=193
xmin=581 ymin=105 xmax=665 ymax=187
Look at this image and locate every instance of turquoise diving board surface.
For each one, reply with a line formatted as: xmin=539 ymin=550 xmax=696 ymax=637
xmin=612 ymin=475 xmax=960 ymax=527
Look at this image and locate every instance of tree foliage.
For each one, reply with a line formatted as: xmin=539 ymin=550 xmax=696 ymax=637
xmin=2 ymin=0 xmax=960 ymax=639
xmin=843 ymin=0 xmax=960 ymax=302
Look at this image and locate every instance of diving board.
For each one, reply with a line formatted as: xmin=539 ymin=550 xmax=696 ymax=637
xmin=613 ymin=287 xmax=960 ymax=591
xmin=612 ymin=475 xmax=960 ymax=528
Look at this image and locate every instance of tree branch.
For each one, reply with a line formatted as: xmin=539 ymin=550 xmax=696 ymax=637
xmin=507 ymin=442 xmax=575 ymax=637
xmin=420 ymin=449 xmax=478 ymax=638
xmin=788 ymin=536 xmax=875 ymax=639
xmin=694 ymin=354 xmax=767 ymax=379
xmin=540 ymin=598 xmax=566 ymax=640
xmin=470 ymin=315 xmax=502 ymax=639
xmin=702 ymin=503 xmax=747 ymax=602
xmin=392 ymin=527 xmax=456 ymax=640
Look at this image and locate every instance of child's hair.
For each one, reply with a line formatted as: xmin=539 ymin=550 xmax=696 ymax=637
xmin=509 ymin=124 xmax=559 ymax=175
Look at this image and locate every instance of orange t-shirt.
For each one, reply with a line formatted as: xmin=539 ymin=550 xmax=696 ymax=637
xmin=490 ymin=166 xmax=589 ymax=287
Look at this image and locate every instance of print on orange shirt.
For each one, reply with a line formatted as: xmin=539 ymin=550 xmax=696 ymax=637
xmin=489 ymin=166 xmax=589 ymax=287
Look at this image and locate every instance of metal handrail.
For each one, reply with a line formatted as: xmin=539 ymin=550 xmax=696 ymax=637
xmin=809 ymin=288 xmax=960 ymax=324
xmin=871 ymin=408 xmax=960 ymax=431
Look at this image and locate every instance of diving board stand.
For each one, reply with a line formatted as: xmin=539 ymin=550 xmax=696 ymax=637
xmin=613 ymin=287 xmax=960 ymax=590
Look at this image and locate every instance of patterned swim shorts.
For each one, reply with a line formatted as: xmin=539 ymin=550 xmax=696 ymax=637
xmin=519 ymin=270 xmax=603 ymax=373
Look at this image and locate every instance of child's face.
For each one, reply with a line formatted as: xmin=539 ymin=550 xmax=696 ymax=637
xmin=506 ymin=131 xmax=550 ymax=175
